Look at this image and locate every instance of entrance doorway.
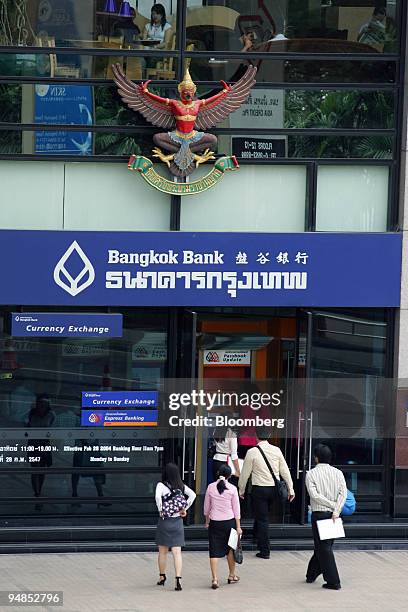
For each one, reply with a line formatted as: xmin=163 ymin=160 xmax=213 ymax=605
xmin=179 ymin=308 xmax=392 ymax=526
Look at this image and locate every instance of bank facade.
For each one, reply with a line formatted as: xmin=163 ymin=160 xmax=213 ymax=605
xmin=0 ymin=0 xmax=407 ymax=549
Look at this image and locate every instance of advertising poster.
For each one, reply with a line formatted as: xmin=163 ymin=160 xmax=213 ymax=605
xmin=35 ymin=84 xmax=93 ymax=155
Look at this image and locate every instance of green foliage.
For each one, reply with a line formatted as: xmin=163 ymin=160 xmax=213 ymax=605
xmin=0 ymin=85 xmax=22 ymax=153
xmin=94 ymin=86 xmax=142 ymax=155
xmin=285 ymin=90 xmax=393 ymax=158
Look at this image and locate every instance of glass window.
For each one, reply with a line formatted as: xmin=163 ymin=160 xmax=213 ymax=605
xmin=3 ymin=85 xmax=394 ymax=130
xmin=0 ymin=130 xmax=156 ymax=158
xmin=316 ymin=165 xmax=389 ymax=231
xmin=180 ymin=165 xmax=306 ymax=231
xmin=0 ymin=308 xmax=169 ymax=428
xmin=342 ymin=471 xmax=383 ymax=495
xmin=0 ymin=1 xmax=178 ymax=51
xmin=195 ymin=86 xmax=394 ymax=130
xmin=1 ymin=131 xmax=394 ymax=160
xmin=189 ymin=57 xmax=397 ymax=84
xmin=0 ymin=52 xmax=178 ymax=80
xmin=186 ymin=1 xmax=399 ymax=53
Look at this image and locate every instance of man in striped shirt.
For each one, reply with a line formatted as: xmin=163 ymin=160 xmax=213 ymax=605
xmin=305 ymin=444 xmax=347 ymax=590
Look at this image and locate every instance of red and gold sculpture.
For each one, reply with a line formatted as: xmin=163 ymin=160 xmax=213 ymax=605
xmin=112 ymin=64 xmax=257 ymax=194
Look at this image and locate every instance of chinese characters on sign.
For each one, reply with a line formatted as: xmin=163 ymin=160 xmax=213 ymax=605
xmin=0 ymin=230 xmax=401 ymax=307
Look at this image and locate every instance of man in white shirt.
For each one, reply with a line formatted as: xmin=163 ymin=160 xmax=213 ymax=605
xmin=305 ymin=444 xmax=347 ymax=590
xmin=238 ymin=426 xmax=295 ymax=558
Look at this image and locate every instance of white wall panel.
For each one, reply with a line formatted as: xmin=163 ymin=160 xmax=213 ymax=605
xmin=0 ymin=162 xmax=63 ymax=229
xmin=64 ymin=162 xmax=170 ymax=231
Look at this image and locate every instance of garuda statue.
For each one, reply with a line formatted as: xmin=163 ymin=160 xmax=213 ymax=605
xmin=112 ymin=64 xmax=257 ymax=179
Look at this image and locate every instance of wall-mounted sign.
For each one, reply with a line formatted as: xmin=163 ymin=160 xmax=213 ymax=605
xmin=80 ymin=409 xmax=158 ymax=427
xmin=81 ymin=391 xmax=158 ymax=409
xmin=11 ymin=313 xmax=123 ymax=338
xmin=0 ymin=339 xmax=39 ymax=353
xmin=204 ymin=350 xmax=251 ymax=366
xmin=232 ymin=136 xmax=286 ymax=160
xmin=0 ymin=231 xmax=402 ymax=307
xmin=132 ymin=333 xmax=167 ymax=362
xmin=35 ymin=84 xmax=93 ymax=155
xmin=229 ymin=89 xmax=284 ymax=129
xmin=62 ymin=340 xmax=109 ymax=357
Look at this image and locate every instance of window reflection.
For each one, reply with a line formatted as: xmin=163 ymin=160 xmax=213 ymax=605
xmin=186 ymin=1 xmax=398 ymax=53
xmin=0 ymin=308 xmax=168 ymax=428
xmin=0 ymin=1 xmax=178 ymax=51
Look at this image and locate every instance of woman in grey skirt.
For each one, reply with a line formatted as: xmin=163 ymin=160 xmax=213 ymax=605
xmin=155 ymin=463 xmax=196 ymax=591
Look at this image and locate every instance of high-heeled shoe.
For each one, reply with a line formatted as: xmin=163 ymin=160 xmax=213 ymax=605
xmin=227 ymin=575 xmax=240 ymax=584
xmin=211 ymin=579 xmax=219 ymax=589
xmin=157 ymin=573 xmax=166 ymax=586
xmin=175 ymin=576 xmax=182 ymax=591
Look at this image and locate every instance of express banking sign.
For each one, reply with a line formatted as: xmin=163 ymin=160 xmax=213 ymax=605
xmin=0 ymin=230 xmax=401 ymax=307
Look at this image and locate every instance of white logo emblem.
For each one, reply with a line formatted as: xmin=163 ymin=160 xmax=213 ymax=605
xmin=54 ymin=241 xmax=95 ymax=297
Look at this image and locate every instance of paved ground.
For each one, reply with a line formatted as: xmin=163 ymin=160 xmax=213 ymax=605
xmin=0 ymin=550 xmax=406 ymax=611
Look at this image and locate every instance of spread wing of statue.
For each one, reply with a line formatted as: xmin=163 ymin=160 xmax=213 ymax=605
xmin=112 ymin=64 xmax=257 ymax=178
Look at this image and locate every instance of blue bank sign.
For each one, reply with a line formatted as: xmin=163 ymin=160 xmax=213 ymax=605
xmin=81 ymin=391 xmax=158 ymax=408
xmin=80 ymin=409 xmax=158 ymax=427
xmin=81 ymin=391 xmax=159 ymax=427
xmin=11 ymin=313 xmax=122 ymax=338
xmin=0 ymin=230 xmax=402 ymax=307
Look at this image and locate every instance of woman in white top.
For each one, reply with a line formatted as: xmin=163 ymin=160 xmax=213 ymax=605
xmin=155 ymin=462 xmax=196 ymax=591
xmin=142 ymin=3 xmax=172 ymax=50
xmin=213 ymin=426 xmax=241 ymax=480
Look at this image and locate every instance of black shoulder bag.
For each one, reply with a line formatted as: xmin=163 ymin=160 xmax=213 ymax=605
xmin=257 ymin=446 xmax=289 ymax=504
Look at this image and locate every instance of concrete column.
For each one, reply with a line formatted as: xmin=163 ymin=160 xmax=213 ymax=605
xmin=394 ymin=15 xmax=408 ymax=517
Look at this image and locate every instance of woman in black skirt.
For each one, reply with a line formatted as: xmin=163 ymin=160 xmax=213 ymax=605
xmin=155 ymin=463 xmax=196 ymax=591
xmin=204 ymin=464 xmax=242 ymax=589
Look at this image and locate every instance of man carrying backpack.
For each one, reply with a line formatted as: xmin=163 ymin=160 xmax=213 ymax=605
xmin=305 ymin=444 xmax=347 ymax=590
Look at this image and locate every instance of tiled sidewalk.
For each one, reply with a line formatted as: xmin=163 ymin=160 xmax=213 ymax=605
xmin=0 ymin=550 xmax=406 ymax=611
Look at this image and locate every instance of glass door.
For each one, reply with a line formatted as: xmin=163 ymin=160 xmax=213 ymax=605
xmin=282 ymin=310 xmax=311 ymax=524
xmin=298 ymin=309 xmax=390 ymax=520
xmin=177 ymin=310 xmax=198 ymax=495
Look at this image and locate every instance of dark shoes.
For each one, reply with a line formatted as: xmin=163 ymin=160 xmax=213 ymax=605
xmin=306 ymin=577 xmax=316 ymax=583
xmin=255 ymin=552 xmax=270 ymax=559
xmin=322 ymin=583 xmax=341 ymax=590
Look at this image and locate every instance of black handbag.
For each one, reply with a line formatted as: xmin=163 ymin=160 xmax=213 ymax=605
xmin=233 ymin=536 xmax=243 ymax=564
xmin=257 ymin=446 xmax=289 ymax=503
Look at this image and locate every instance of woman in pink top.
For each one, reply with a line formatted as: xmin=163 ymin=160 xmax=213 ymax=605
xmin=204 ymin=464 xmax=242 ymax=589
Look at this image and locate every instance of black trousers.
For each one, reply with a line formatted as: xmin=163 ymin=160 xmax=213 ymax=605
xmin=251 ymin=485 xmax=276 ymax=556
xmin=306 ymin=511 xmax=341 ymax=586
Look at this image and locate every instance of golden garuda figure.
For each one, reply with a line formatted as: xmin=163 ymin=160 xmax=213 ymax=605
xmin=112 ymin=64 xmax=257 ymax=178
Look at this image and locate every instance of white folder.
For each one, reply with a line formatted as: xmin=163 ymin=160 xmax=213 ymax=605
xmin=228 ymin=528 xmax=239 ymax=550
xmin=316 ymin=518 xmax=345 ymax=541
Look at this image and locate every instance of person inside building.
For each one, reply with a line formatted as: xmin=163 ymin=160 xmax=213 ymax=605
xmin=305 ymin=443 xmax=347 ymax=590
xmin=141 ymin=3 xmax=173 ymax=50
xmin=240 ymin=28 xmax=288 ymax=51
xmin=238 ymin=425 xmax=295 ymax=559
xmin=204 ymin=463 xmax=242 ymax=589
xmin=26 ymin=394 xmax=56 ymax=510
xmin=212 ymin=425 xmax=241 ymax=481
xmin=155 ymin=462 xmax=196 ymax=591
xmin=357 ymin=7 xmax=387 ymax=50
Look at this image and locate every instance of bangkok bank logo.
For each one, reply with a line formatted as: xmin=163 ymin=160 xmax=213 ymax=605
xmin=206 ymin=351 xmax=220 ymax=363
xmin=53 ymin=241 xmax=95 ymax=297
xmin=88 ymin=413 xmax=101 ymax=424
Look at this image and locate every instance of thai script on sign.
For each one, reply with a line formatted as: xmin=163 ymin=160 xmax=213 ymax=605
xmin=106 ymin=271 xmax=307 ymax=298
